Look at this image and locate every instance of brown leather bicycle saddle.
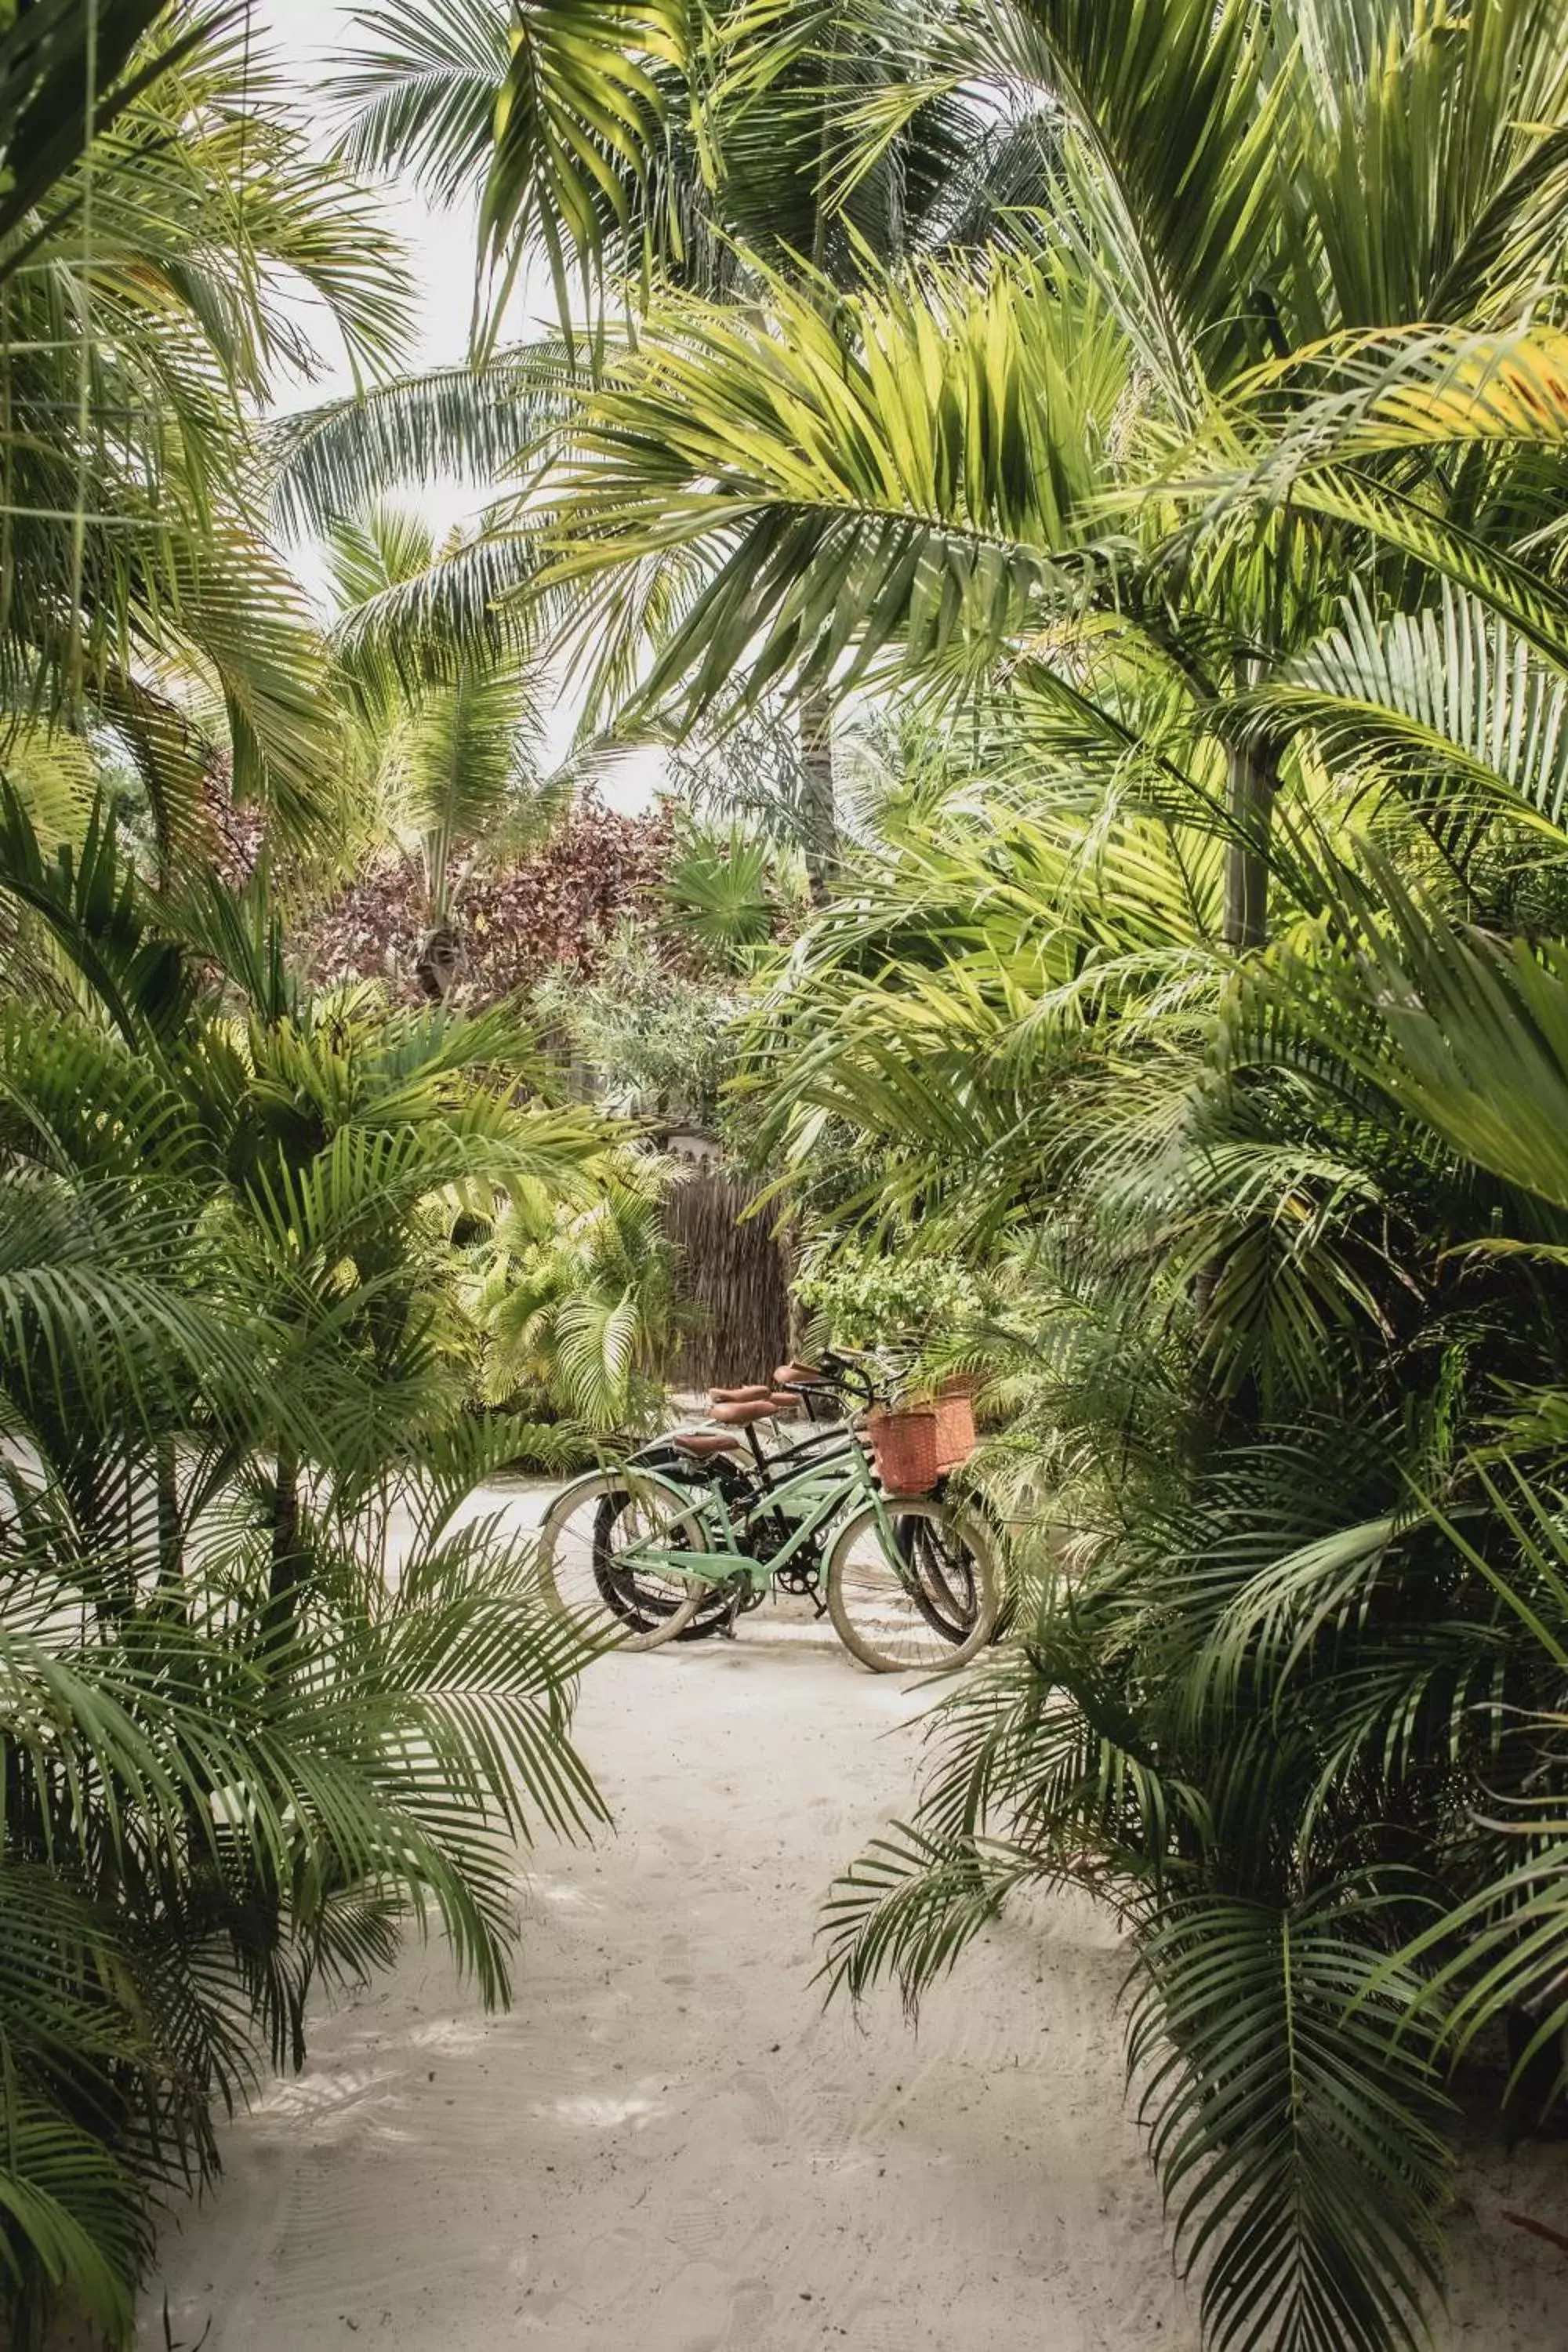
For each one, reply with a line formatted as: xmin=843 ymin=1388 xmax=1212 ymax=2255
xmin=709 ymin=1384 xmax=772 ymax=1405
xmin=710 ymin=1398 xmax=779 ymax=1425
xmin=673 ymin=1429 xmax=743 ymax=1457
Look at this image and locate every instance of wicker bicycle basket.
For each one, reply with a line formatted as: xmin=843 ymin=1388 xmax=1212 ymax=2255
xmin=866 ymin=1403 xmax=940 ymax=1494
xmin=933 ymin=1380 xmax=978 ymax=1474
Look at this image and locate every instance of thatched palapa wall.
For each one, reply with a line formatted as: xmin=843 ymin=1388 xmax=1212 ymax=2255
xmin=663 ymin=1171 xmax=791 ymax=1390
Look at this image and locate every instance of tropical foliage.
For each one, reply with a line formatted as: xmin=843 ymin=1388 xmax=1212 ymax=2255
xmin=0 ymin=11 xmax=617 ymax=2341
xmin=0 ymin=0 xmax=411 ymax=869
xmin=14 ymin=2 xmax=1568 ymax=2348
xmin=277 ymin=0 xmax=1066 ymax=892
xmin=318 ymin=499 xmax=563 ymax=989
xmin=359 ymin=2 xmax=1568 ymax=2347
xmin=792 ymin=1238 xmax=982 ymax=1357
xmin=0 ymin=788 xmax=612 ymax=2341
xmin=533 ymin=918 xmax=746 ymax=1130
xmin=466 ymin=1145 xmax=682 ymax=1435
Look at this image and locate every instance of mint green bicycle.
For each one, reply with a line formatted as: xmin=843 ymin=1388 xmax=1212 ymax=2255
xmin=537 ymin=1356 xmax=999 ymax=1674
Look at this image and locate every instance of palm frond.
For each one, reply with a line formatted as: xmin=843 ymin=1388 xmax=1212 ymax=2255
xmin=540 ymin=254 xmax=1130 ymax=723
xmin=1252 ymin=580 xmax=1568 ymax=847
xmin=1133 ymin=1887 xmax=1452 ymax=2352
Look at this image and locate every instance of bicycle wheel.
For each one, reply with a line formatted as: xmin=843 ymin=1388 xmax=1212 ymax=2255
xmin=602 ymin=1478 xmax=739 ymax=1641
xmin=623 ymin=1454 xmax=746 ymax=1641
xmin=896 ymin=1509 xmax=981 ymax=1641
xmin=536 ymin=1472 xmax=711 ymax=1653
xmin=826 ymin=1494 xmax=999 ymax=1673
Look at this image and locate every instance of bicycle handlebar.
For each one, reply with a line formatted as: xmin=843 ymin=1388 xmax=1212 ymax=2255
xmin=778 ymin=1347 xmax=904 ymax=1413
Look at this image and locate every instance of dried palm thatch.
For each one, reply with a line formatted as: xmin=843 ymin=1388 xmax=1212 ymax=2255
xmin=663 ymin=1170 xmax=791 ymax=1389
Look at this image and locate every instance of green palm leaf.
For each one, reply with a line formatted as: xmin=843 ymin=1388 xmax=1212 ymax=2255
xmin=1252 ymin=580 xmax=1568 ymax=841
xmin=541 ymin=254 xmax=1128 ymax=721
xmin=1133 ymin=1887 xmax=1452 ymax=2352
xmin=478 ymin=2 xmax=688 ymax=345
xmin=333 ymin=0 xmax=513 ymax=203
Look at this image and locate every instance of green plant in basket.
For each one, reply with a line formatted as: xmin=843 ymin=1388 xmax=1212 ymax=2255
xmin=793 ymin=1247 xmax=983 ymax=1367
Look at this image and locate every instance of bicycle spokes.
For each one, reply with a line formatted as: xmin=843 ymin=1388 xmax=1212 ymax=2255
xmin=544 ymin=1477 xmax=708 ymax=1641
xmin=828 ymin=1500 xmax=993 ymax=1672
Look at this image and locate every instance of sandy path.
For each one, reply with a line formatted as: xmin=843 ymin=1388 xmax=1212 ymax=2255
xmin=141 ymin=1540 xmax=1566 ymax=2350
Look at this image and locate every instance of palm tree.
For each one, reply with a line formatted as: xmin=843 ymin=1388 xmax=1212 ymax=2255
xmin=198 ymin=9 xmax=1568 ymax=2345
xmin=454 ymin=9 xmax=1568 ymax=2346
xmin=0 ymin=782 xmax=613 ymax=2345
xmin=0 ymin=17 xmax=630 ymax=2337
xmin=320 ymin=499 xmax=565 ymax=990
xmin=0 ymin=1 xmax=414 ymax=870
xmin=736 ymin=325 xmax=1568 ymax=2352
xmin=281 ymin=0 xmax=1051 ymax=897
xmin=520 ymin=0 xmax=1568 ymax=939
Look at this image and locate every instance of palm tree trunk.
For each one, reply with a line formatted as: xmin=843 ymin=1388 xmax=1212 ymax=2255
xmin=416 ymin=924 xmax=463 ymax=999
xmin=798 ymin=689 xmax=839 ymax=909
xmin=156 ymin=1436 xmax=182 ymax=1590
xmin=1224 ymin=657 xmax=1276 ymax=952
xmin=264 ymin=1443 xmax=303 ymax=1661
xmin=416 ymin=823 xmax=463 ymax=997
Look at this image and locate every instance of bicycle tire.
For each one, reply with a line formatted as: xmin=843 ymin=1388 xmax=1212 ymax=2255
xmin=599 ymin=1487 xmax=739 ymax=1640
xmin=931 ymin=1481 xmax=1014 ymax=1641
xmin=895 ymin=1509 xmax=979 ymax=1641
xmin=622 ymin=1451 xmax=748 ymax=1639
xmin=536 ymin=1471 xmax=710 ymax=1653
xmin=826 ymin=1494 xmax=1000 ymax=1674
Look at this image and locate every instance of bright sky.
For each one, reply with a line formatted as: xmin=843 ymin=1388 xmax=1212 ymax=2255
xmin=259 ymin=0 xmax=662 ymax=808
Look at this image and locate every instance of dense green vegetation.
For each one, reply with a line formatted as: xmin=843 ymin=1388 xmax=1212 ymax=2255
xmin=9 ymin=1 xmax=1568 ymax=2347
xmin=0 ymin=6 xmax=619 ymax=2339
xmin=322 ymin=3 xmax=1568 ymax=2345
xmin=0 ymin=793 xmax=615 ymax=2340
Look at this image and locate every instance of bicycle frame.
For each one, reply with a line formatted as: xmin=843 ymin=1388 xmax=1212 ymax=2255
xmin=615 ymin=1430 xmax=908 ymax=1599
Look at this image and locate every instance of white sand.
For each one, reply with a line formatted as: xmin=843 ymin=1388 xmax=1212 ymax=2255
xmin=141 ymin=1560 xmax=1566 ymax=2350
